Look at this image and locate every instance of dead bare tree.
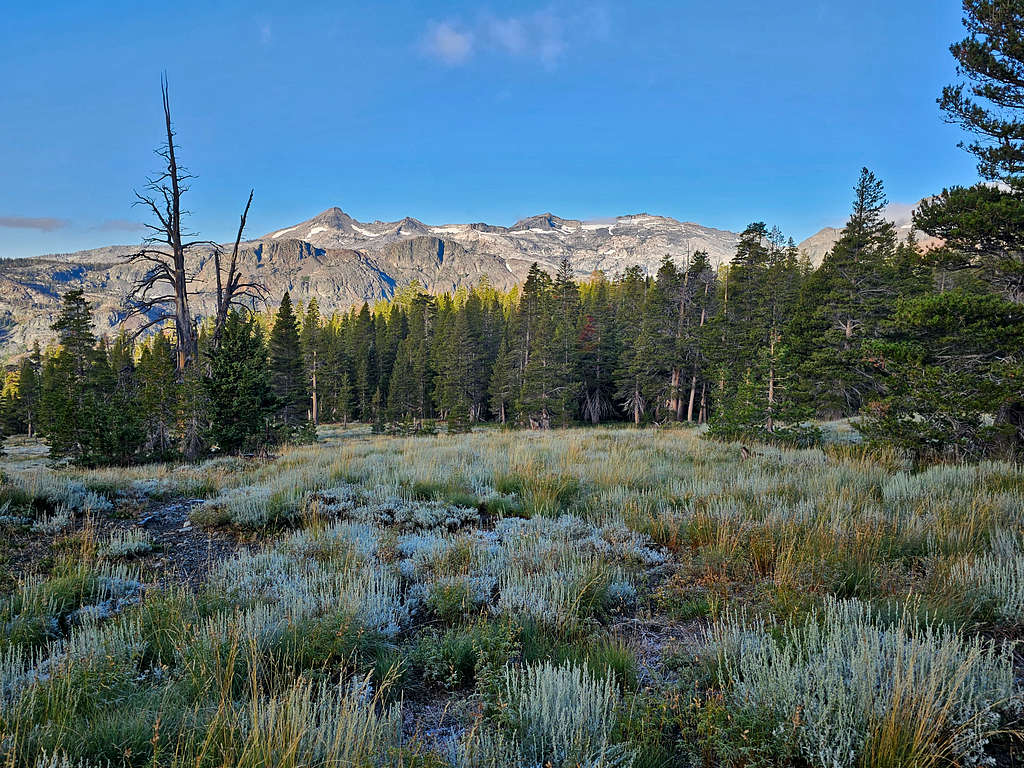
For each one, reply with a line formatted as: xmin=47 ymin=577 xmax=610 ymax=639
xmin=211 ymin=189 xmax=268 ymax=349
xmin=127 ymin=75 xmax=207 ymax=372
xmin=127 ymin=76 xmax=266 ymax=367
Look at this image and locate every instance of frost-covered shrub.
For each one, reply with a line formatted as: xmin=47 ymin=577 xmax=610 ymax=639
xmin=396 ymin=531 xmax=457 ymax=579
xmin=304 ymin=485 xmax=481 ymax=533
xmin=0 ymin=512 xmax=33 ymax=528
xmin=1 ymin=564 xmax=142 ymax=657
xmin=605 ymin=580 xmax=637 ymax=607
xmin=282 ymin=521 xmax=380 ymax=564
xmin=339 ymin=567 xmax=410 ymax=637
xmin=129 ymin=478 xmax=180 ymax=500
xmin=310 ymin=484 xmax=360 ymax=514
xmin=414 ymin=575 xmax=495 ymax=621
xmin=501 ymin=661 xmax=633 ymax=768
xmin=394 ymin=531 xmax=489 ymax=582
xmin=349 ymin=496 xmax=479 ymax=532
xmin=449 ymin=728 xmax=523 ymax=768
xmin=30 ymin=507 xmax=72 ymax=535
xmin=2 ymin=611 xmax=145 ymax=713
xmin=494 ymin=515 xmax=666 ymax=569
xmin=2 ymin=472 xmax=112 ymax=516
xmin=708 ymin=597 xmax=1019 ymax=768
xmin=949 ymin=552 xmax=1024 ymax=623
xmin=99 ymin=528 xmax=154 ymax=559
xmin=497 ymin=557 xmax=619 ymax=630
xmin=66 ymin=572 xmax=143 ymax=625
xmin=209 ymin=545 xmax=412 ymax=637
xmin=192 ymin=485 xmax=295 ymax=528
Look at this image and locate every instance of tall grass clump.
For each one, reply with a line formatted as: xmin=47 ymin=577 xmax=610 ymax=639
xmin=167 ymin=677 xmax=403 ymax=767
xmin=708 ymin=597 xmax=1019 ymax=768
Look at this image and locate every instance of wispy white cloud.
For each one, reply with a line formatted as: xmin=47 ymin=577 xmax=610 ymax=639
xmin=259 ymin=21 xmax=272 ymax=45
xmin=0 ymin=215 xmax=68 ymax=232
xmin=484 ymin=10 xmax=565 ymax=66
xmin=423 ymin=21 xmax=475 ymax=66
xmin=94 ymin=219 xmax=146 ymax=232
xmin=422 ymin=5 xmax=608 ymax=69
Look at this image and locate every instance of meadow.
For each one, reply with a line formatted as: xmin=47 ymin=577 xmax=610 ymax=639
xmin=1 ymin=424 xmax=1022 ymax=767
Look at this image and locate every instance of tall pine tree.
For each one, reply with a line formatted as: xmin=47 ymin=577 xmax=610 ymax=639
xmin=269 ymin=293 xmax=310 ymax=432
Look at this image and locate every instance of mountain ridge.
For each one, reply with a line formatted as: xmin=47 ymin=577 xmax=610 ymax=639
xmin=0 ymin=204 xmax=910 ymax=359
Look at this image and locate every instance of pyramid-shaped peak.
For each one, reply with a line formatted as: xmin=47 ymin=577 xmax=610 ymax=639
xmin=510 ymin=213 xmax=576 ymax=231
xmin=311 ymin=207 xmax=358 ymax=228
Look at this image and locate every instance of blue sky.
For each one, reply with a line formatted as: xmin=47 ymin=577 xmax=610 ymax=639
xmin=0 ymin=0 xmax=977 ymax=258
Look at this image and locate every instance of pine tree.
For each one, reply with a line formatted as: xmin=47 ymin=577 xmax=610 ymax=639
xmin=863 ymin=290 xmax=1024 ymax=460
xmin=268 ymin=293 xmax=309 ymax=432
xmin=519 ymin=310 xmax=558 ymax=428
xmin=681 ymin=252 xmax=716 ymax=423
xmin=318 ymin=317 xmax=348 ymax=421
xmin=709 ymin=224 xmax=808 ymax=442
xmin=434 ymin=292 xmax=486 ymax=431
xmin=941 ymin=1 xmax=1024 ymax=191
xmin=388 ymin=293 xmax=433 ymax=421
xmin=550 ymin=257 xmax=581 ymax=426
xmin=788 ymin=170 xmax=899 ymax=416
xmin=337 ymin=372 xmax=354 ymax=426
xmin=38 ymin=290 xmax=108 ymax=464
xmin=489 ymin=330 xmax=518 ymax=424
xmin=518 ymin=266 xmax=559 ymax=428
xmin=179 ymin=337 xmax=210 ymax=460
xmin=137 ymin=331 xmax=180 ymax=458
xmin=299 ymin=298 xmax=322 ymax=426
xmin=578 ymin=275 xmax=618 ymax=424
xmin=103 ymin=331 xmax=145 ymax=463
xmin=510 ymin=265 xmax=553 ymax=425
xmin=204 ymin=311 xmax=277 ymax=453
xmin=614 ymin=266 xmax=651 ymax=424
xmin=350 ymin=304 xmax=376 ymax=420
xmin=376 ymin=303 xmax=404 ymax=410
xmin=14 ymin=343 xmax=42 ymax=437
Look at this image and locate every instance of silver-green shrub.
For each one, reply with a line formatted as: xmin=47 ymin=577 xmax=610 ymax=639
xmin=501 ymin=661 xmax=633 ymax=768
xmin=99 ymin=528 xmax=154 ymax=559
xmin=950 ymin=552 xmax=1024 ymax=623
xmin=708 ymin=597 xmax=1018 ymax=768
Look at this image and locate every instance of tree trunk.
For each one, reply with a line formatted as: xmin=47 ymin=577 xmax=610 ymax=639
xmin=670 ymin=368 xmax=682 ymax=420
xmin=766 ymin=334 xmax=776 ymax=433
xmin=311 ymin=349 xmax=318 ymax=427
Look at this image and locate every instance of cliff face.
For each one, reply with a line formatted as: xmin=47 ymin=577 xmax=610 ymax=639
xmin=0 ymin=207 xmax=749 ymax=357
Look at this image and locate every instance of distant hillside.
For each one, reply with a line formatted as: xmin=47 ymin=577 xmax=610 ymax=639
xmin=796 ymin=200 xmax=942 ymax=264
xmin=0 ymin=208 xmax=743 ymax=358
xmin=1 ymin=199 xmax=953 ymax=359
